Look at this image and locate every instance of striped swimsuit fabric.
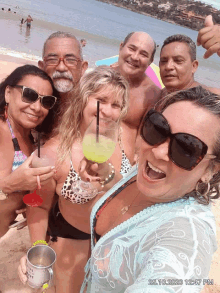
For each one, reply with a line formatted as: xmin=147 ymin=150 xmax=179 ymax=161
xmin=6 ymin=119 xmax=27 ymax=171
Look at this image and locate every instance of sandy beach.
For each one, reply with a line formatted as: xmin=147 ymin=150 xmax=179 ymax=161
xmin=0 ymin=55 xmax=220 ymax=293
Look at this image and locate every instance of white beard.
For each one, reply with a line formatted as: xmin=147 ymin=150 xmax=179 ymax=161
xmin=53 ymin=79 xmax=74 ymax=93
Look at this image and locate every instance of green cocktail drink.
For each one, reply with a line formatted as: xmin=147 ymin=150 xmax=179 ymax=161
xmin=82 ymin=134 xmax=116 ymax=163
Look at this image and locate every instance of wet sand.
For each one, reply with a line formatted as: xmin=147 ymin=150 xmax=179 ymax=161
xmin=0 ymin=55 xmax=37 ymax=82
xmin=0 ymin=56 xmax=220 ymax=292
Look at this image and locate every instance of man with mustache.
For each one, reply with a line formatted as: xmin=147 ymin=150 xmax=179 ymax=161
xmin=38 ymin=32 xmax=88 ymax=103
xmin=159 ymin=26 xmax=220 ymax=98
xmin=113 ymin=32 xmax=161 ymax=162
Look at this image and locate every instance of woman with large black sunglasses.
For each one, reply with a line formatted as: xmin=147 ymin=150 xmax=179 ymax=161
xmin=80 ymin=86 xmax=220 ymax=293
xmin=0 ymin=64 xmax=59 ymax=237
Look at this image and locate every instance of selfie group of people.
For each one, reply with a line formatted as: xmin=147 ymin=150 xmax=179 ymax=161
xmin=0 ymin=14 xmax=220 ymax=293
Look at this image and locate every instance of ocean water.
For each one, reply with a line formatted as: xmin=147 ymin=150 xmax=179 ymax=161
xmin=0 ymin=0 xmax=219 ymax=86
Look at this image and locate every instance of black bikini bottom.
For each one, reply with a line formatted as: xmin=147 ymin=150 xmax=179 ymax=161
xmin=48 ymin=201 xmax=91 ymax=241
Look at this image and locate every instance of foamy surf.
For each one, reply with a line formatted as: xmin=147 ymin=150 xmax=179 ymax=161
xmin=0 ymin=46 xmax=40 ymax=62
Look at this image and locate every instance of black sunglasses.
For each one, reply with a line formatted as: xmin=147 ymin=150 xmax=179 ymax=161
xmin=140 ymin=109 xmax=216 ymax=171
xmin=12 ymin=85 xmax=57 ymax=110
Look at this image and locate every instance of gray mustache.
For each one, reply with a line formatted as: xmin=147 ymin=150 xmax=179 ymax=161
xmin=52 ymin=71 xmax=73 ymax=80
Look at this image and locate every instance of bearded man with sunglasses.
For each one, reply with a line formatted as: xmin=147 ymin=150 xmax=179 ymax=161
xmin=38 ymin=31 xmax=88 ymax=103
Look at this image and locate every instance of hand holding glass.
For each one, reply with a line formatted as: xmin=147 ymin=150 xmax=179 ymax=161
xmin=71 ymin=118 xmax=119 ymax=198
xmin=26 ymin=245 xmax=56 ymax=288
xmin=82 ymin=118 xmax=118 ymax=163
xmin=31 ymin=148 xmax=55 ymax=168
xmin=23 ymin=147 xmax=55 ymax=206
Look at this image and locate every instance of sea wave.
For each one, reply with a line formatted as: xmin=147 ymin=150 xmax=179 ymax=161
xmin=0 ymin=46 xmax=40 ymax=61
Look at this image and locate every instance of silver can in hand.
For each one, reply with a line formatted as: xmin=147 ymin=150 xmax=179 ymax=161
xmin=26 ymin=245 xmax=56 ymax=288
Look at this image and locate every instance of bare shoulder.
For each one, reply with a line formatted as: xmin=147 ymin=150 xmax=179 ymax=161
xmin=0 ymin=119 xmax=7 ymax=138
xmin=143 ymin=77 xmax=161 ymax=95
xmin=142 ymin=77 xmax=162 ymax=109
xmin=196 ymin=83 xmax=220 ymax=95
xmin=43 ymin=135 xmax=59 ymax=153
xmin=44 ymin=135 xmax=70 ymax=181
xmin=0 ymin=119 xmax=12 ymax=148
xmin=0 ymin=120 xmax=14 ymax=175
xmin=206 ymin=86 xmax=220 ymax=95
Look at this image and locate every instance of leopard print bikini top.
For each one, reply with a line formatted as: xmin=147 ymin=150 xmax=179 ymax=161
xmin=60 ymin=149 xmax=132 ymax=204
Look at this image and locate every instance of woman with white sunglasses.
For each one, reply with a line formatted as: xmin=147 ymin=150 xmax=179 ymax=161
xmin=0 ymin=64 xmax=58 ymax=237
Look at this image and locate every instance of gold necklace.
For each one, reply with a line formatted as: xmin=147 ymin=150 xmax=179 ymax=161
xmin=103 ymin=180 xmax=147 ymax=237
xmin=111 ymin=190 xmax=145 ymax=228
xmin=104 ymin=191 xmax=140 ymax=236
xmin=121 ymin=191 xmax=141 ymax=214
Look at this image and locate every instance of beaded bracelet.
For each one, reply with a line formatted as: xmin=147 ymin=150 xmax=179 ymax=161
xmin=100 ymin=163 xmax=115 ymax=188
xmin=32 ymin=240 xmax=48 ymax=247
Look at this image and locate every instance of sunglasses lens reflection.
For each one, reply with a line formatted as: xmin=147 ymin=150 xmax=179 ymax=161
xmin=42 ymin=96 xmax=56 ymax=109
xmin=141 ymin=110 xmax=207 ymax=170
xmin=142 ymin=111 xmax=169 ymax=145
xmin=171 ymin=134 xmax=207 ymax=170
xmin=23 ymin=88 xmax=38 ymax=103
xmin=22 ymin=88 xmax=56 ymax=109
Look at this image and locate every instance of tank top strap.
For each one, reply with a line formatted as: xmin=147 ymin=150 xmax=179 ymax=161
xmin=6 ymin=118 xmax=16 ymax=139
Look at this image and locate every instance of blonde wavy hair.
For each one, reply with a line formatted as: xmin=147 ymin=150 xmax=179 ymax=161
xmin=56 ymin=66 xmax=129 ymax=163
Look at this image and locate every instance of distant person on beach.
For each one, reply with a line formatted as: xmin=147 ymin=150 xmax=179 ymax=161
xmin=8 ymin=8 xmax=11 ymax=12
xmin=112 ymin=32 xmax=161 ymax=162
xmin=0 ymin=65 xmax=58 ymax=237
xmin=80 ymin=38 xmax=87 ymax=47
xmin=20 ymin=18 xmax=24 ymax=25
xmin=24 ymin=15 xmax=33 ymax=28
xmin=38 ymin=32 xmax=88 ymax=105
xmin=159 ymin=33 xmax=220 ymax=98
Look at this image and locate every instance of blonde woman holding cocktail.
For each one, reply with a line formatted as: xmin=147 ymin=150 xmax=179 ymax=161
xmin=19 ymin=66 xmax=132 ymax=292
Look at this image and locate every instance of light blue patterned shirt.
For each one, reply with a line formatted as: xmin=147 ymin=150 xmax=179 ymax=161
xmin=81 ymin=166 xmax=217 ymax=293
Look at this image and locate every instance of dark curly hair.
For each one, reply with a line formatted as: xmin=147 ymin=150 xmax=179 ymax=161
xmin=0 ymin=64 xmax=60 ymax=136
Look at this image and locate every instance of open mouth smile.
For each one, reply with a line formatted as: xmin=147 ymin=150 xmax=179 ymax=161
xmin=144 ymin=161 xmax=166 ymax=181
xmin=126 ymin=60 xmax=139 ymax=68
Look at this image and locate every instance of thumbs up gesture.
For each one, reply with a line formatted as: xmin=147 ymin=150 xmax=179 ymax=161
xmin=197 ymin=15 xmax=220 ymax=58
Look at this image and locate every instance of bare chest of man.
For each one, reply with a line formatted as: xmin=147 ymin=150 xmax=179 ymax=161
xmin=125 ymin=90 xmax=146 ymax=127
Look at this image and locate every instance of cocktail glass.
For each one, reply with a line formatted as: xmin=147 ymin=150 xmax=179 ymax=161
xmin=82 ymin=118 xmax=118 ymax=163
xmin=23 ymin=147 xmax=55 ymax=207
xmin=31 ymin=148 xmax=55 ymax=168
xmin=71 ymin=118 xmax=119 ymax=198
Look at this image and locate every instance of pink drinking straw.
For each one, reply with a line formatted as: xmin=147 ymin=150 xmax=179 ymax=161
xmin=23 ymin=132 xmax=42 ymax=207
xmin=96 ymin=101 xmax=100 ymax=143
xmin=37 ymin=132 xmax=41 ymax=158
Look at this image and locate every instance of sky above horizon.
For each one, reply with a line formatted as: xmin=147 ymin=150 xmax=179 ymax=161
xmin=195 ymin=0 xmax=220 ymax=9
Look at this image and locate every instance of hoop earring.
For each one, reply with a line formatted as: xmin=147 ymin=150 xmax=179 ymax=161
xmin=196 ymin=181 xmax=210 ymax=199
xmin=4 ymin=103 xmax=8 ymax=120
